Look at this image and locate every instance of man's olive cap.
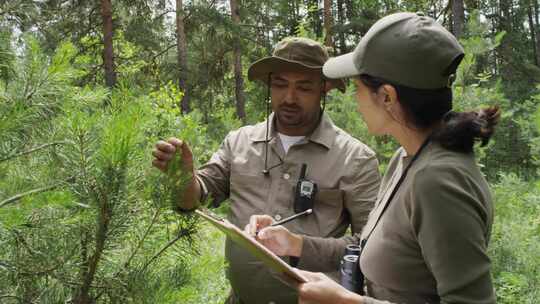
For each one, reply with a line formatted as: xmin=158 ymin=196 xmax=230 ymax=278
xmin=323 ymin=12 xmax=465 ymax=89
xmin=248 ymin=37 xmax=346 ymax=92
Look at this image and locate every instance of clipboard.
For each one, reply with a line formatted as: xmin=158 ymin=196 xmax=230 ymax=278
xmin=195 ymin=208 xmax=308 ymax=284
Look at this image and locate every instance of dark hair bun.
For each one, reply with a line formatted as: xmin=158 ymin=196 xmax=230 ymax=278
xmin=434 ymin=106 xmax=501 ymax=153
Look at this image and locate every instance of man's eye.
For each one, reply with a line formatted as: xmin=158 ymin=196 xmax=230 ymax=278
xmin=298 ymin=86 xmax=313 ymax=92
xmin=272 ymin=82 xmax=287 ymax=88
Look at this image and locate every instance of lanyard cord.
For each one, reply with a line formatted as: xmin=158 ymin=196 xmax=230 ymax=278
xmin=359 ymin=135 xmax=432 ymax=253
xmin=262 ymin=75 xmax=327 ymax=175
xmin=263 ymin=73 xmax=272 ymax=175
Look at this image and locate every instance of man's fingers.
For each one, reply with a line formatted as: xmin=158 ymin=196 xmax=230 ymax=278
xmin=156 ymin=140 xmax=176 ymax=153
xmin=168 ymin=137 xmax=183 ymax=147
xmin=165 ymin=138 xmax=193 ymax=169
xmin=181 ymin=141 xmax=194 ymax=160
xmin=152 ymin=149 xmax=173 ymax=161
xmin=245 ymin=215 xmax=275 ymax=236
xmin=248 ymin=215 xmax=262 ymax=236
xmin=152 ymin=159 xmax=167 ymax=172
xmin=258 ymin=225 xmax=285 ymax=240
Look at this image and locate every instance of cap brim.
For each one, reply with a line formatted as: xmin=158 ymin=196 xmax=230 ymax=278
xmin=248 ymin=57 xmax=321 ymax=81
xmin=248 ymin=57 xmax=346 ymax=93
xmin=323 ymin=52 xmax=360 ymax=79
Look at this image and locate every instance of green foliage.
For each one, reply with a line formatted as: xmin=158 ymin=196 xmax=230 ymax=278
xmin=1 ymin=1 xmax=540 ymax=303
xmin=452 ymin=11 xmax=540 ymax=179
xmin=171 ymin=226 xmax=229 ymax=304
xmin=489 ymin=174 xmax=540 ymax=304
xmin=326 ymin=85 xmax=398 ymax=171
xmin=0 ymin=28 xmax=15 ymax=85
xmin=0 ymin=38 xmax=212 ymax=303
xmin=536 ymin=105 xmax=540 ymax=132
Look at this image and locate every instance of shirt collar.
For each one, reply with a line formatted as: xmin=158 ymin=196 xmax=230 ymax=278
xmin=249 ymin=112 xmax=336 ymax=149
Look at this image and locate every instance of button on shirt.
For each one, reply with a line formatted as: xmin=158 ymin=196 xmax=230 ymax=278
xmin=196 ymin=113 xmax=381 ymax=304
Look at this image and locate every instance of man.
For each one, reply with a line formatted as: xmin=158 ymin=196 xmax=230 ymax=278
xmin=152 ymin=37 xmax=381 ymax=304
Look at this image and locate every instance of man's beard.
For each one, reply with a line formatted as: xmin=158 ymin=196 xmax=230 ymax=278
xmin=275 ymin=104 xmax=319 ymax=130
xmin=276 ymin=104 xmax=304 ymax=126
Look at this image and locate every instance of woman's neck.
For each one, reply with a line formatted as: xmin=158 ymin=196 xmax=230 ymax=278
xmin=393 ymin=126 xmax=432 ymax=156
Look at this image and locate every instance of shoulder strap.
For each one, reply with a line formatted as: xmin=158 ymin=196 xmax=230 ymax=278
xmin=359 ymin=137 xmax=432 ymax=253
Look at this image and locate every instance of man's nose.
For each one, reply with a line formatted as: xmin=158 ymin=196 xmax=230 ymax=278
xmin=283 ymin=87 xmax=297 ymax=104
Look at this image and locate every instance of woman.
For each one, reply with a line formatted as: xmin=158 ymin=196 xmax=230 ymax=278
xmin=246 ymin=12 xmax=498 ymax=304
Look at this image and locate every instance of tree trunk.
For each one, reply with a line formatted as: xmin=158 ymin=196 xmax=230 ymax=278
xmin=308 ymin=0 xmax=322 ymax=38
xmin=534 ymin=0 xmax=540 ymax=66
xmin=323 ymin=0 xmax=333 ymax=48
xmin=344 ymin=0 xmax=355 ymax=21
xmin=336 ymin=0 xmax=347 ymax=53
xmin=100 ymin=0 xmax=116 ymax=88
xmin=527 ymin=0 xmax=539 ymax=66
xmin=230 ymin=0 xmax=246 ymax=122
xmin=176 ymin=0 xmax=190 ymax=113
xmin=451 ymin=0 xmax=465 ymax=39
xmin=289 ymin=0 xmax=299 ymax=35
xmin=73 ymin=199 xmax=111 ymax=304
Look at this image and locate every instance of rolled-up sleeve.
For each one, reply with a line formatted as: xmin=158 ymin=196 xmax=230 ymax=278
xmin=297 ymin=153 xmax=381 ymax=272
xmin=196 ymin=133 xmax=232 ymax=207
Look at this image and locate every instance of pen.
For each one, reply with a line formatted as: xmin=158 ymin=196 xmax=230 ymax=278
xmin=255 ymin=209 xmax=313 ymax=236
xmin=271 ymin=208 xmax=313 ymax=227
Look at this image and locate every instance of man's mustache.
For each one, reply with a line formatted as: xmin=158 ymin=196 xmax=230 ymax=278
xmin=278 ymin=104 xmax=302 ymax=111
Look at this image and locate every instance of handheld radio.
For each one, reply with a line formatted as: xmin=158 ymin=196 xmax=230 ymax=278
xmin=294 ymin=164 xmax=318 ymax=214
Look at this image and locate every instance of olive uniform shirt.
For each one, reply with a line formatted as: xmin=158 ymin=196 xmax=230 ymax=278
xmin=358 ymin=142 xmax=495 ymax=304
xmin=196 ymin=113 xmax=381 ymax=304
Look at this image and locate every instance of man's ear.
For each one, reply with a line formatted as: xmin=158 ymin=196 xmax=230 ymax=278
xmin=323 ymin=80 xmax=335 ymax=93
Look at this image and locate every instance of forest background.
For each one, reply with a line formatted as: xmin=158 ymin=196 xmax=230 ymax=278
xmin=0 ymin=0 xmax=539 ymax=303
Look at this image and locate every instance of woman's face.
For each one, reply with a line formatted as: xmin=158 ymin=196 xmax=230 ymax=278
xmin=353 ymin=78 xmax=393 ymax=135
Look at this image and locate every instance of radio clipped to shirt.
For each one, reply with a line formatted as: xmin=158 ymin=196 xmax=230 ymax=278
xmin=294 ymin=164 xmax=318 ymax=214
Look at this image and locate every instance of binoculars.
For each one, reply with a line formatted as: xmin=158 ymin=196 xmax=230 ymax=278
xmin=340 ymin=244 xmax=364 ymax=295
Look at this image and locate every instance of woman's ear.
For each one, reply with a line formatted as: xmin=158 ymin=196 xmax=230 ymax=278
xmin=378 ymin=84 xmax=398 ymax=107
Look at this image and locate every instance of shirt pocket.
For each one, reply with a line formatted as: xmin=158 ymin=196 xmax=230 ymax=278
xmin=312 ymin=188 xmax=345 ymax=236
xmin=229 ymin=171 xmax=271 ymax=227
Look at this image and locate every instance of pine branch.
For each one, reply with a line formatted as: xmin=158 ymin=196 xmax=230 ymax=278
xmin=0 ymin=141 xmax=66 ymax=163
xmin=152 ymin=43 xmax=178 ymax=60
xmin=94 ymin=208 xmax=162 ymax=301
xmin=0 ymin=180 xmax=67 ymax=208
xmin=123 ymin=208 xmax=161 ymax=270
xmin=154 ymin=9 xmax=175 ymax=20
xmin=435 ymin=0 xmax=451 ymax=21
xmin=0 ymin=295 xmax=23 ymax=301
xmin=139 ymin=225 xmax=196 ymax=274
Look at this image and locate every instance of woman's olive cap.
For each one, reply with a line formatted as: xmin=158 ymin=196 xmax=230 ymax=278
xmin=248 ymin=37 xmax=346 ymax=92
xmin=323 ymin=12 xmax=465 ymax=89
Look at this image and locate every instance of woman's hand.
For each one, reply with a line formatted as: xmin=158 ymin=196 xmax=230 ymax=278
xmin=244 ymin=214 xmax=303 ymax=257
xmin=297 ymin=269 xmax=364 ymax=304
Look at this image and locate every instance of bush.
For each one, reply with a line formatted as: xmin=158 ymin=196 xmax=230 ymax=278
xmin=490 ymin=174 xmax=540 ymax=303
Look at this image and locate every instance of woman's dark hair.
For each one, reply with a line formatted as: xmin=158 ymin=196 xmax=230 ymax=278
xmin=359 ymin=74 xmax=500 ymax=153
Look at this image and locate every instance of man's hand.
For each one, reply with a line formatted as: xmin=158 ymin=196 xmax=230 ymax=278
xmin=296 ymin=269 xmax=364 ymax=304
xmin=152 ymin=137 xmax=194 ymax=174
xmin=152 ymin=137 xmax=200 ymax=210
xmin=244 ymin=214 xmax=303 ymax=257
